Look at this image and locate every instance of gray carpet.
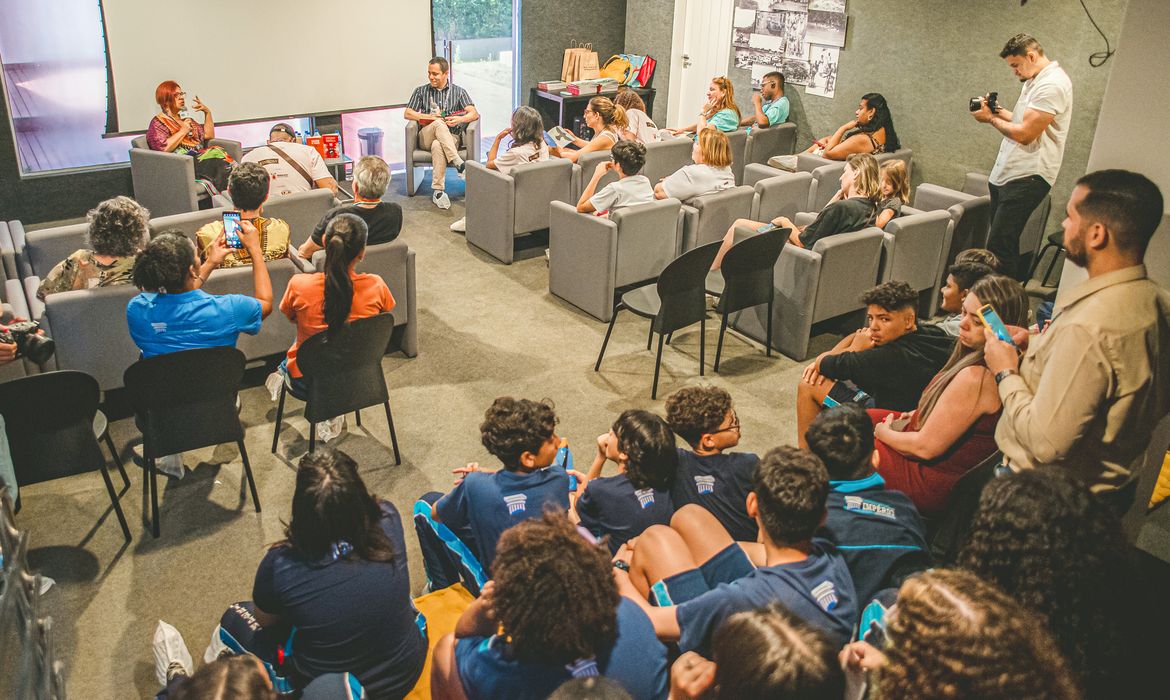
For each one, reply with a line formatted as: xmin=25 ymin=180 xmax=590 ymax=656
xmin=19 ymin=176 xmax=832 ymax=698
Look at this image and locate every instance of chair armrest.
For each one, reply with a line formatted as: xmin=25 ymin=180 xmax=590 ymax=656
xmin=7 ymin=221 xmax=31 ymax=279
xmin=549 ymin=201 xmax=620 ymax=320
xmin=464 ymin=119 xmax=482 ymax=162
xmin=962 ymin=172 xmax=990 ymax=196
xmin=208 ymin=138 xmax=243 ymax=162
xmin=911 ymin=183 xmax=973 ymax=213
xmin=405 ymin=121 xmax=419 ymax=169
xmin=465 ymin=161 xmax=517 ymax=263
xmin=5 ymin=279 xmax=29 ymax=321
xmin=287 ymin=247 xmax=316 ymax=273
xmin=22 ymin=276 xmax=43 ymax=321
xmin=794 ymin=211 xmax=817 ymax=228
xmin=679 ymin=204 xmax=699 ymax=253
xmin=0 ymin=223 xmax=15 ymax=282
xmin=129 ymin=147 xmax=198 ymax=216
xmin=797 ymin=152 xmax=836 ymax=172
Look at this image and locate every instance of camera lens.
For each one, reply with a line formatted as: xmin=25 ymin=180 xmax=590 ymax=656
xmin=22 ymin=334 xmax=55 ymax=365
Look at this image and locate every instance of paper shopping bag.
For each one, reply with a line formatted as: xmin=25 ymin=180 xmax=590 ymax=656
xmin=578 ymin=49 xmax=601 ymax=80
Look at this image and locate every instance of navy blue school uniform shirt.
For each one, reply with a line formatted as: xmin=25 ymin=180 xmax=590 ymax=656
xmin=676 ymin=538 xmax=857 ymax=657
xmin=454 ymin=598 xmax=669 ymax=700
xmin=821 ymin=473 xmax=930 ymax=604
xmin=251 ymin=501 xmax=427 ymax=698
xmin=435 ymin=466 xmax=570 ymax=572
xmin=577 ymin=473 xmax=674 ymax=554
xmin=670 ymin=449 xmax=759 ymax=541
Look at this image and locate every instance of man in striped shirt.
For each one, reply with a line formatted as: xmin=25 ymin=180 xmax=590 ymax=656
xmin=405 ymin=56 xmax=479 ymax=209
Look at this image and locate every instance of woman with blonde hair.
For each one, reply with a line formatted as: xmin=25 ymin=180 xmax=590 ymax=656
xmin=564 ymin=96 xmax=628 ymax=163
xmin=711 ymin=152 xmax=880 ymax=268
xmin=875 ymin=160 xmax=911 ymax=229
xmin=653 ymin=128 xmax=735 ymax=202
xmin=870 ymin=274 xmax=1029 ymax=514
xmin=670 ymin=77 xmax=741 ymax=134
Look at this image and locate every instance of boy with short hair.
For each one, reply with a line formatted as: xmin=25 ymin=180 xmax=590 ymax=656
xmin=665 ymin=386 xmax=759 ymax=542
xmin=805 ymin=404 xmax=930 ymax=604
xmin=577 ymin=140 xmax=656 ymax=216
xmin=414 ymin=397 xmax=569 ymax=595
xmin=936 ymin=260 xmax=995 ymax=336
xmin=613 ymin=446 xmax=857 ymax=657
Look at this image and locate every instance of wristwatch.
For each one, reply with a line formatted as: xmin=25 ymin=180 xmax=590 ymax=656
xmin=994 ymin=369 xmax=1018 ymax=385
xmin=612 ymin=559 xmax=630 ymax=572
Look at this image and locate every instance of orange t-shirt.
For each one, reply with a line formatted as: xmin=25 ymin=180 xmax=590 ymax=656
xmin=280 ymin=271 xmax=396 ymax=377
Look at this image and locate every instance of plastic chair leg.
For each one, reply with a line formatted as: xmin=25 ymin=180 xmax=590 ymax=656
xmin=98 ymin=463 xmax=131 ymax=542
xmin=355 ymin=409 xmax=362 ymax=427
xmin=766 ymin=297 xmax=774 ymax=357
xmin=271 ymin=384 xmax=287 ymax=454
xmin=148 ymin=458 xmax=160 ymax=539
xmin=699 ymin=318 xmax=706 ymax=377
xmin=647 ymin=324 xmax=654 ymax=350
xmin=651 ymin=333 xmax=666 ymax=400
xmin=596 ymin=305 xmax=623 ymax=372
xmin=384 ymin=401 xmax=402 ymax=466
xmin=104 ymin=432 xmax=130 ymax=492
xmin=714 ymin=312 xmax=729 ymax=373
xmin=238 ymin=440 xmax=261 ymax=513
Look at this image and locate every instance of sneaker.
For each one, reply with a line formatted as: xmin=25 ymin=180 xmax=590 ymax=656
xmin=450 ymin=217 xmax=467 ymax=232
xmin=153 ymin=620 xmax=193 ymax=686
xmin=265 ymin=370 xmax=284 ymax=401
xmin=132 ymin=445 xmax=186 ymax=479
xmin=433 ymin=190 xmax=451 ymax=210
xmin=317 ymin=415 xmax=346 ymax=443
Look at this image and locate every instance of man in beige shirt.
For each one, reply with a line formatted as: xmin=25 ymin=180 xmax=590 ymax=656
xmin=985 ymin=169 xmax=1170 ymax=508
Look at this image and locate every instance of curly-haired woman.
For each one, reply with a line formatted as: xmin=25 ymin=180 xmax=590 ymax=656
xmin=841 ymin=569 xmax=1081 ymax=700
xmin=958 ymin=467 xmax=1140 ymax=699
xmin=37 ymin=196 xmax=149 ymax=299
xmin=430 ymin=513 xmax=669 ymax=700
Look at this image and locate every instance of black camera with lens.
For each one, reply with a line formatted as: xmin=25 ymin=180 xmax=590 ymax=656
xmin=969 ymin=92 xmax=999 ymax=113
xmin=0 ymin=321 xmax=55 ymax=365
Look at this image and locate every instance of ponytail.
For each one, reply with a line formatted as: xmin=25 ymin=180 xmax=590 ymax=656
xmin=321 ymin=213 xmax=368 ymax=338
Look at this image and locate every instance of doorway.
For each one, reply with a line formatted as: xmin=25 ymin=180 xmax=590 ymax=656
xmin=667 ymin=0 xmax=735 ymax=127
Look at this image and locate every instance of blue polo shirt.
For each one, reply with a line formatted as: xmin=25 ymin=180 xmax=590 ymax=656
xmin=454 ymin=598 xmax=668 ymax=700
xmin=675 ymin=538 xmax=857 ymax=657
xmin=435 ymin=466 xmax=570 ymax=573
xmin=822 ymin=473 xmax=930 ymax=605
xmin=670 ymin=450 xmax=758 ymax=542
xmin=577 ymin=473 xmax=674 ymax=554
xmin=127 ymin=289 xmax=262 ymax=357
xmin=748 ymin=96 xmax=790 ymax=133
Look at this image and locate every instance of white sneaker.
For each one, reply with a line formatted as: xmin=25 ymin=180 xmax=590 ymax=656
xmin=153 ymin=620 xmax=193 ymax=687
xmin=265 ymin=370 xmax=284 ymax=401
xmin=450 ymin=217 xmax=467 ymax=232
xmin=317 ymin=415 xmax=346 ymax=443
xmin=433 ymin=190 xmax=451 ymax=210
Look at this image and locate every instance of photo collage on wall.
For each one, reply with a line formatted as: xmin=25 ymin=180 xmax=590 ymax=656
xmin=732 ymin=0 xmax=847 ymax=98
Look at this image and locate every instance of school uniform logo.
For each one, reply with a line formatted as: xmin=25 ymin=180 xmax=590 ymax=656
xmin=694 ymin=475 xmax=716 ymax=494
xmin=503 ymin=494 xmax=527 ymax=515
xmin=635 ymin=488 xmax=656 ymax=508
xmin=844 ymin=496 xmax=897 ymax=519
xmin=812 ymin=581 xmax=839 ymax=611
xmin=566 ymin=658 xmax=600 ymax=678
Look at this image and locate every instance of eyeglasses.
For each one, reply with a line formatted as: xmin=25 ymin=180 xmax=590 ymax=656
xmin=711 ymin=412 xmax=741 ymax=435
xmin=175 ymin=91 xmax=186 ymax=98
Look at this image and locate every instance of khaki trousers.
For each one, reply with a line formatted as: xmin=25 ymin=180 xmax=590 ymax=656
xmin=418 ymin=120 xmax=464 ymax=191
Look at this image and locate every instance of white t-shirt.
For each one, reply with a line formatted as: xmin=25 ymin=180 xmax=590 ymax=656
xmin=659 ymin=164 xmax=735 ymax=202
xmin=988 ymin=61 xmax=1073 ymax=186
xmin=242 ymin=142 xmax=332 ymax=197
xmin=493 ymin=140 xmax=550 ymax=176
xmin=589 ymin=175 xmax=656 ymax=214
xmin=625 ymin=108 xmax=660 ymax=143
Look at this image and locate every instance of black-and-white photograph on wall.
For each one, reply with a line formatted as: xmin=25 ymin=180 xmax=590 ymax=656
xmin=780 ymin=11 xmax=808 ymax=58
xmin=808 ymin=0 xmax=845 ymax=12
xmin=781 ymin=58 xmax=812 ymax=86
xmin=805 ymin=45 xmax=839 ymax=97
xmin=805 ymin=9 xmax=847 ymax=47
xmin=735 ymin=47 xmax=785 ymax=70
xmin=734 ymin=28 xmax=752 ymax=48
xmin=772 ymin=0 xmax=809 ymax=11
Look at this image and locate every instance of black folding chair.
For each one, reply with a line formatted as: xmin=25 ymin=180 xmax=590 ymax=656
xmin=271 ymin=313 xmax=401 ymax=462
xmin=705 ymin=228 xmax=786 ymax=372
xmin=595 ymin=241 xmax=722 ymax=399
xmin=123 ymin=347 xmax=259 ymax=538
xmin=0 ymin=371 xmax=130 ymax=542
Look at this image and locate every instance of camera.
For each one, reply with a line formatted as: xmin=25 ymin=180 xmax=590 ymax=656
xmin=0 ymin=321 xmax=55 ymax=365
xmin=969 ymin=92 xmax=999 ymax=113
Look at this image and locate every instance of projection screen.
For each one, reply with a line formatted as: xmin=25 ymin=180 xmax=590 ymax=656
xmin=99 ymin=0 xmax=433 ymax=133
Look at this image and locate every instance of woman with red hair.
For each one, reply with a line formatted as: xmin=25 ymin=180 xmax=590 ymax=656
xmin=146 ymin=81 xmax=232 ymax=193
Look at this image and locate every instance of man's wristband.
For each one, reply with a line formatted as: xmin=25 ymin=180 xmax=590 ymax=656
xmin=994 ymin=369 xmax=1018 ymax=385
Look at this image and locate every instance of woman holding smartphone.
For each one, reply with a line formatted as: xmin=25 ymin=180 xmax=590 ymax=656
xmin=869 ymin=275 xmax=1029 ymax=514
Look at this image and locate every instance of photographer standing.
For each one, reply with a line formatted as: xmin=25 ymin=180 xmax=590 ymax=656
xmin=972 ymin=34 xmax=1072 ymax=280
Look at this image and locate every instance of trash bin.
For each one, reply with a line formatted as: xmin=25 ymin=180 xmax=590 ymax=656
xmin=357 ymin=127 xmax=384 ymax=158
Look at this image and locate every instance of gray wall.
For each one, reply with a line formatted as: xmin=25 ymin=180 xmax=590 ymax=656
xmin=520 ymin=0 xmax=628 ymax=99
xmin=624 ymin=0 xmax=674 ymax=124
xmin=720 ymin=0 xmax=1125 ymax=223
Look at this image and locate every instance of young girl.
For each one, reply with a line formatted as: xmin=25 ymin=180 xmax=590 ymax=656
xmin=876 ymin=160 xmax=910 ymax=228
xmin=570 ymin=410 xmax=677 ymax=554
xmin=654 ymin=128 xmax=736 ymax=202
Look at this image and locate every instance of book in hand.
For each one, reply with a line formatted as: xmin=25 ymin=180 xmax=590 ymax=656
xmin=547 ymin=126 xmax=576 ymax=149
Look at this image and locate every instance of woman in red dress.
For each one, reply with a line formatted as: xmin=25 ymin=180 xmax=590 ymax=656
xmin=870 ymin=275 xmax=1029 ymax=515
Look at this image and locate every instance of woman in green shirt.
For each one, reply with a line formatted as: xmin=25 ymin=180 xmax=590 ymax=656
xmin=669 ymin=76 xmax=741 ymax=135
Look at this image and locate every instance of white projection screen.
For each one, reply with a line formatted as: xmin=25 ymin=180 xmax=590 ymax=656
xmin=99 ymin=0 xmax=433 ymax=132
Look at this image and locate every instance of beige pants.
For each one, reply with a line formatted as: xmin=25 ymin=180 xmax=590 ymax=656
xmin=418 ymin=120 xmax=464 ymax=191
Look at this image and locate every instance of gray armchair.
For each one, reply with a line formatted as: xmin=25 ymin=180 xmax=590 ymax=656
xmin=36 ymin=285 xmax=142 ymax=391
xmin=548 ymin=199 xmax=683 ymax=322
xmin=404 ymin=119 xmax=482 ymax=196
xmin=572 ymin=151 xmax=620 ymax=202
xmin=310 ymin=239 xmax=419 ymax=357
xmin=18 ymin=222 xmax=89 ymax=281
xmin=679 ymin=186 xmax=756 ymax=252
xmin=953 ymin=172 xmax=1051 ymax=275
xmin=149 ymin=208 xmax=228 ymax=243
xmin=642 ymin=139 xmax=694 ymax=185
xmin=725 ymin=129 xmax=749 ymax=185
xmin=744 ymin=166 xmax=816 ymax=222
xmin=464 ymin=158 xmax=574 ymax=264
xmin=908 ymin=179 xmax=992 ymax=270
xmin=129 ymin=135 xmax=244 ymax=217
xmin=743 ymin=123 xmax=798 ymax=167
xmin=729 ymin=225 xmax=887 ymax=360
xmin=201 ymin=259 xmax=299 ymax=364
xmin=262 ymin=189 xmax=338 ymax=246
xmin=878 ymin=210 xmax=955 ymax=316
xmin=801 ymin=148 xmax=915 ymax=210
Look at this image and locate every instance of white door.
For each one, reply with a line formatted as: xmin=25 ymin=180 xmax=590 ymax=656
xmin=667 ymin=0 xmax=735 ymax=128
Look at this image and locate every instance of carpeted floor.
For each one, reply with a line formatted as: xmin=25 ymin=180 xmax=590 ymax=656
xmin=18 ymin=175 xmax=839 ymax=698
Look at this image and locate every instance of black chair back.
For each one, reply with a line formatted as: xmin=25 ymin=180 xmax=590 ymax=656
xmin=717 ymin=228 xmax=786 ymax=314
xmin=653 ymin=241 xmax=721 ymax=335
xmin=0 ymin=371 xmax=104 ymax=486
xmin=297 ymin=313 xmax=396 ymax=423
xmin=927 ymin=450 xmax=1001 ymax=564
xmin=123 ymin=347 xmax=246 ymax=457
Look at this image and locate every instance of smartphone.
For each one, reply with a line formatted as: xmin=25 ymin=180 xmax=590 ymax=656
xmin=756 ymin=223 xmax=779 ymax=233
xmin=222 ymin=212 xmax=244 ymax=249
xmin=977 ymin=304 xmax=1016 ymax=346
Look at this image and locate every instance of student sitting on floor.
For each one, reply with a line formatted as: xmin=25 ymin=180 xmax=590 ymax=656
xmin=796 ymin=280 xmax=953 ymax=448
xmin=570 ymin=409 xmax=677 ymax=554
xmin=576 ymin=140 xmax=657 ymax=217
xmin=805 ymin=404 xmax=930 ymax=604
xmin=613 ymin=446 xmax=857 ymax=657
xmin=665 ymin=386 xmax=759 ymax=542
xmin=414 ymin=397 xmax=570 ymax=595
